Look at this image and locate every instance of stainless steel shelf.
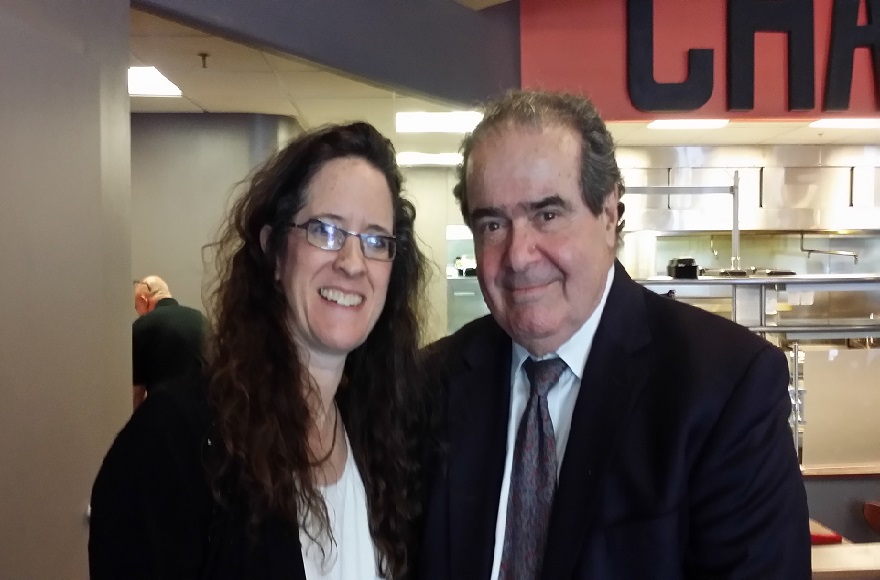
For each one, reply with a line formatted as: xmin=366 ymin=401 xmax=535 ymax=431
xmin=750 ymin=324 xmax=880 ymax=340
xmin=637 ymin=274 xmax=880 ymax=289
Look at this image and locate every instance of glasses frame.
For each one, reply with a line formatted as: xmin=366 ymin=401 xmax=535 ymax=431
xmin=292 ymin=218 xmax=397 ymax=262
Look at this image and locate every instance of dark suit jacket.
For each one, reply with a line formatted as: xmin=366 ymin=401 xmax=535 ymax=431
xmin=419 ymin=262 xmax=811 ymax=579
xmin=89 ymin=377 xmax=307 ymax=580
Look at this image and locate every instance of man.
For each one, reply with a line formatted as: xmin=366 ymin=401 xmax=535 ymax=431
xmin=132 ymin=275 xmax=206 ymax=412
xmin=419 ymin=91 xmax=810 ymax=579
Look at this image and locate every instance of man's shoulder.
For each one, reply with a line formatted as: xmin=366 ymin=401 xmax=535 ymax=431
xmin=149 ymin=301 xmax=206 ymax=327
xmin=421 ymin=315 xmax=506 ymax=379
xmin=424 ymin=315 xmax=502 ymax=358
xmin=639 ymin=285 xmax=774 ymax=360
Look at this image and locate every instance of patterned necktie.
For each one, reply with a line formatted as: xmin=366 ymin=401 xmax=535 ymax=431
xmin=498 ymin=357 xmax=569 ymax=580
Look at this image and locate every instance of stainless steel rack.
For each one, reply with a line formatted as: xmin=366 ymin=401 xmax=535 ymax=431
xmin=637 ymin=274 xmax=880 ymax=461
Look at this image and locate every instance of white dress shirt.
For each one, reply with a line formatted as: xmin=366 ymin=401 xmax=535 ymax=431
xmin=489 ymin=265 xmax=615 ymax=580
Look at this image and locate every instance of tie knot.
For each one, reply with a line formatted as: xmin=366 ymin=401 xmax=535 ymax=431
xmin=523 ymin=357 xmax=568 ymax=398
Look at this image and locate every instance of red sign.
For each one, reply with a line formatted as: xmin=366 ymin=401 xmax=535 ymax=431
xmin=521 ymin=0 xmax=880 ymax=121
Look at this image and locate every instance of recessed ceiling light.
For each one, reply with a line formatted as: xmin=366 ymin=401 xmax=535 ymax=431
xmin=809 ymin=118 xmax=880 ymax=129
xmin=647 ymin=119 xmax=729 ymax=130
xmin=128 ymin=66 xmax=182 ymax=97
xmin=397 ymin=152 xmax=463 ymax=167
xmin=396 ymin=111 xmax=483 ymax=133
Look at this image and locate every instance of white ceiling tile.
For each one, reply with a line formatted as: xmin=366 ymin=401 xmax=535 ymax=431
xmin=262 ymin=52 xmax=322 ymax=73
xmin=607 ymin=122 xmax=642 ymax=142
xmin=393 ymin=96 xmax=464 ymax=113
xmin=130 ymin=36 xmax=271 ymax=74
xmin=293 ymin=98 xmax=397 ymax=133
xmin=129 ymin=51 xmax=147 ymax=67
xmin=173 ymin=72 xmax=297 ymax=115
xmin=830 ymin=131 xmax=880 ymax=144
xmin=277 ymin=71 xmax=394 ymax=100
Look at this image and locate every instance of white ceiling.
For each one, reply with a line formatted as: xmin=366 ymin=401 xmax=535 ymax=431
xmin=130 ymin=8 xmax=880 ymax=151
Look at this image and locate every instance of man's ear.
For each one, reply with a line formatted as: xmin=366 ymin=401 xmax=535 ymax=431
xmin=602 ymin=190 xmax=620 ymax=232
xmin=259 ymin=225 xmax=272 ymax=253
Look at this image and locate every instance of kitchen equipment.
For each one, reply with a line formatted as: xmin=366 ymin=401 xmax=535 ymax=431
xmin=700 ymin=268 xmax=749 ymax=277
xmin=453 ymin=255 xmax=477 ymax=277
xmin=750 ymin=267 xmax=797 ymax=277
xmin=667 ymin=257 xmax=699 ymax=279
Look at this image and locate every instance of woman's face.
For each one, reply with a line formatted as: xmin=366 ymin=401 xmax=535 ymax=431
xmin=277 ymin=156 xmax=395 ymax=362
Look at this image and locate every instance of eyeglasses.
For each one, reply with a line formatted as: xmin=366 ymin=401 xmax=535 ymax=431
xmin=292 ymin=218 xmax=397 ymax=261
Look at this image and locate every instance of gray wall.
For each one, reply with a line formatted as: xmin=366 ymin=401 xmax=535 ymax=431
xmin=0 ymin=0 xmax=130 ymax=577
xmin=131 ymin=0 xmax=521 ymax=105
xmin=132 ymin=113 xmax=298 ymax=311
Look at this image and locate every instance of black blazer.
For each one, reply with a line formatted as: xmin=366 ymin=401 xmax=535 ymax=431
xmin=88 ymin=378 xmax=307 ymax=580
xmin=419 ymin=262 xmax=811 ymax=579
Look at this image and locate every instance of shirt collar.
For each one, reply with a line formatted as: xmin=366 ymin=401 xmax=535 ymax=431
xmin=512 ymin=263 xmax=615 ymax=380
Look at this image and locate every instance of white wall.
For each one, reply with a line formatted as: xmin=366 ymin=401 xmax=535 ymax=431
xmin=0 ymin=1 xmax=130 ymax=577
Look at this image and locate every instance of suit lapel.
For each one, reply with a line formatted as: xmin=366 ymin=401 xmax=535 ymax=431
xmin=447 ymin=319 xmax=512 ymax=580
xmin=542 ymin=262 xmax=654 ymax=579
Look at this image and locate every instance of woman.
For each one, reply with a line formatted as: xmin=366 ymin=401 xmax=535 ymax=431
xmin=89 ymin=122 xmax=431 ymax=579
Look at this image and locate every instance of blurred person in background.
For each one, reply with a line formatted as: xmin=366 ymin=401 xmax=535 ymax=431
xmin=131 ymin=275 xmax=207 ymax=412
xmin=91 ymin=121 xmax=432 ymax=580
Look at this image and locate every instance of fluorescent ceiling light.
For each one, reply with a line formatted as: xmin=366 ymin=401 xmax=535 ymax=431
xmin=396 ymin=111 xmax=483 ymax=133
xmin=128 ymin=66 xmax=182 ymax=97
xmin=647 ymin=119 xmax=729 ymax=130
xmin=397 ymin=152 xmax=463 ymax=167
xmin=809 ymin=118 xmax=880 ymax=129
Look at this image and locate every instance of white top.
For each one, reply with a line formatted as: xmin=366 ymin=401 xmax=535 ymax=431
xmin=300 ymin=433 xmax=380 ymax=580
xmin=489 ymin=265 xmax=615 ymax=580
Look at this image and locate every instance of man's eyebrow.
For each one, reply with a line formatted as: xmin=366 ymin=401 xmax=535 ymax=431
xmin=520 ymin=195 xmax=571 ymax=213
xmin=470 ymin=206 xmax=507 ymax=222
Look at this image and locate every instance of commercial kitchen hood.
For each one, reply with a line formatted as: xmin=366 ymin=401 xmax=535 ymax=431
xmin=617 ymin=144 xmax=880 ymax=235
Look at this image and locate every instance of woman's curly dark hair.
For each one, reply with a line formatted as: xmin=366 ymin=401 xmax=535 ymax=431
xmin=203 ymin=121 xmax=431 ymax=578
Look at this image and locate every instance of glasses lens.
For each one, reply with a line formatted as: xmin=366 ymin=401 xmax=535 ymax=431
xmin=307 ymin=220 xmax=343 ymax=250
xmin=301 ymin=219 xmax=395 ymax=260
xmin=361 ymin=235 xmax=396 ymax=261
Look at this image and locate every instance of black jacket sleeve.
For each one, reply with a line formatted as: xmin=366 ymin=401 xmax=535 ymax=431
xmin=89 ymin=382 xmax=213 ymax=579
xmin=685 ymin=345 xmax=811 ymax=579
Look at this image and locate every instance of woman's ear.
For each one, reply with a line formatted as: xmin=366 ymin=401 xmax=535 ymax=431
xmin=260 ymin=225 xmax=282 ymax=281
xmin=259 ymin=225 xmax=272 ymax=253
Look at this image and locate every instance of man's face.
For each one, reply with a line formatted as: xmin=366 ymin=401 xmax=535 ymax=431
xmin=465 ymin=123 xmax=618 ymax=356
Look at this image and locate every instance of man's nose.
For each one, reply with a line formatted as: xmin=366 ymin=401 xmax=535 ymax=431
xmin=505 ymin=223 xmax=540 ymax=271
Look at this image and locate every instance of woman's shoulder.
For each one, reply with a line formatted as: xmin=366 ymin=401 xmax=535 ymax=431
xmin=146 ymin=374 xmax=212 ymax=426
xmin=108 ymin=374 xmax=212 ymax=466
xmin=90 ymin=377 xmax=219 ymax=579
